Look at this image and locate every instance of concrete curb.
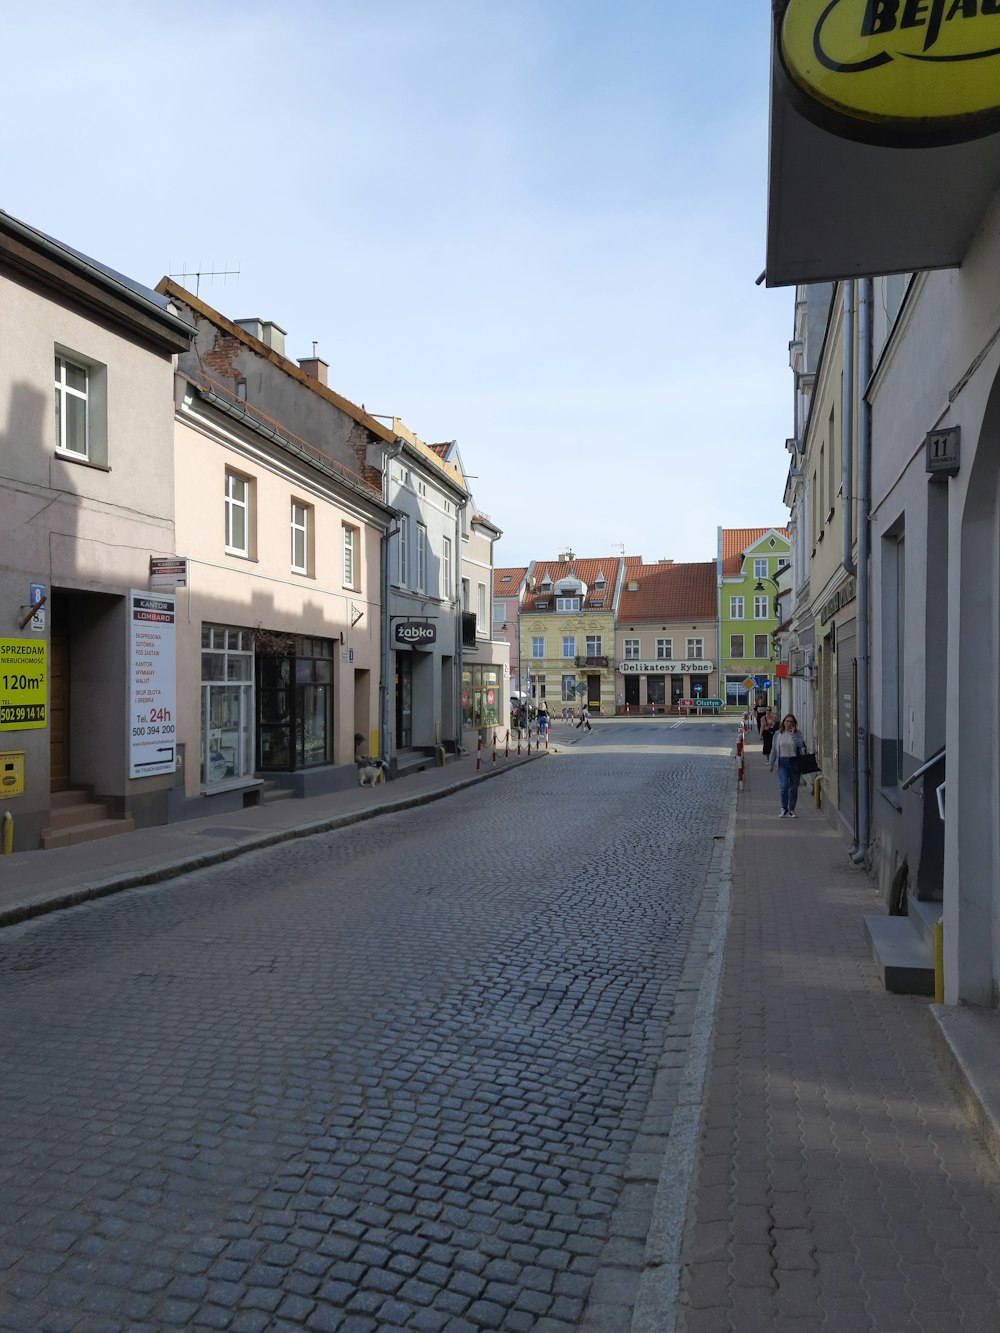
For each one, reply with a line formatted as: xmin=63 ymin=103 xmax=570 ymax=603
xmin=0 ymin=753 xmax=545 ymax=930
xmin=629 ymin=784 xmax=736 ymax=1333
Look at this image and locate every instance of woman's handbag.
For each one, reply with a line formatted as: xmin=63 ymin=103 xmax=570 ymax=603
xmin=797 ymin=751 xmax=820 ymax=775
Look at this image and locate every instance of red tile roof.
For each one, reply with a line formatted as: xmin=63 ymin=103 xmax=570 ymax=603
xmin=522 ymin=557 xmax=620 ymax=613
xmin=494 ymin=566 xmax=527 ymax=597
xmin=720 ymin=527 xmax=790 ymax=576
xmin=617 ymin=562 xmax=717 ymax=622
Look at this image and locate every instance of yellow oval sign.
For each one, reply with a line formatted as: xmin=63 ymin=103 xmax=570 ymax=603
xmin=780 ymin=0 xmax=1000 ymax=144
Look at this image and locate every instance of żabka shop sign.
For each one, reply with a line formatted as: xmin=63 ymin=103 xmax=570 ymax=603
xmin=780 ymin=0 xmax=1000 ymax=145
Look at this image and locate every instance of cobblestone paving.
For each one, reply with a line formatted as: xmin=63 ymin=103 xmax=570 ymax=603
xmin=0 ymin=722 xmax=731 ymax=1332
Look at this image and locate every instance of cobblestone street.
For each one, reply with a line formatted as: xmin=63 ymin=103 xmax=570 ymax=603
xmin=0 ymin=721 xmax=732 ymax=1332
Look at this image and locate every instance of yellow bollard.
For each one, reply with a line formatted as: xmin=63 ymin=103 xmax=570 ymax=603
xmin=934 ymin=919 xmax=944 ymax=1004
xmin=813 ymin=775 xmax=822 ymax=808
xmin=2 ymin=809 xmax=12 ymax=855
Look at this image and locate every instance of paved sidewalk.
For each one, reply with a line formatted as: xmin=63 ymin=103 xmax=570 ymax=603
xmin=0 ymin=743 xmax=548 ymax=927
xmin=677 ymin=743 xmax=1000 ymax=1332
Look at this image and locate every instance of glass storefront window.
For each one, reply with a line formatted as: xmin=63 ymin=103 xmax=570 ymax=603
xmin=462 ymin=665 xmax=501 ymax=729
xmin=256 ymin=635 xmax=334 ymax=771
xmin=201 ymin=625 xmax=254 ymax=786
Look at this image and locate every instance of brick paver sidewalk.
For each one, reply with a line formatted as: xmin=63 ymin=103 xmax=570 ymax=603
xmin=677 ymin=742 xmax=1000 ymax=1332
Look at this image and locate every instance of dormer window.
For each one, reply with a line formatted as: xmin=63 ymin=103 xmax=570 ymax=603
xmin=556 ymin=597 xmax=581 ymax=612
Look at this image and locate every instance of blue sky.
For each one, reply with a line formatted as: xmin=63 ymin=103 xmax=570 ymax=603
xmin=6 ymin=1 xmax=791 ymax=566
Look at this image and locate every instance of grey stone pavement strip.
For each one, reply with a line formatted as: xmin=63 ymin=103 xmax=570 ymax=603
xmin=675 ymin=744 xmax=1000 ymax=1333
xmin=0 ymin=745 xmax=548 ymax=928
xmin=628 ymin=794 xmax=735 ymax=1333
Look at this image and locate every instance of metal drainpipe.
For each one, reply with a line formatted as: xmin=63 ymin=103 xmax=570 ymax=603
xmin=850 ymin=278 xmax=872 ymax=863
xmin=842 ymin=281 xmax=857 ymax=579
xmin=455 ymin=502 xmax=465 ymax=754
xmin=380 ymin=440 xmax=405 ymax=765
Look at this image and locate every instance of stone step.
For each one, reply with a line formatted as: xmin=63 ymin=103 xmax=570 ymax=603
xmin=259 ymin=782 xmax=295 ymax=804
xmin=46 ymin=800 xmax=113 ymax=830
xmin=863 ymin=913 xmax=935 ymax=996
xmin=41 ymin=816 xmax=135 ymax=850
xmin=909 ymin=895 xmax=943 ymax=953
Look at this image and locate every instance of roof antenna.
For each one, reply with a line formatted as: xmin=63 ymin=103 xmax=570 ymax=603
xmin=167 ymin=260 xmax=241 ymax=299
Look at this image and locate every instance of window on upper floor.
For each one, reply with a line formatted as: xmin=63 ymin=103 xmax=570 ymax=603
xmin=656 ymin=638 xmax=672 ymax=660
xmin=754 ymin=634 xmax=769 ymax=658
xmin=687 ymin=638 xmax=704 ymax=659
xmin=754 ymin=558 xmax=768 ymax=579
xmin=343 ymin=523 xmax=359 ymax=589
xmin=556 ymin=597 xmax=580 ymax=612
xmin=441 ymin=536 xmax=452 ymax=598
xmin=54 ymin=349 xmax=108 ymax=466
xmin=54 ymin=353 xmax=89 ymax=458
xmin=532 ymin=636 xmax=544 ymax=658
xmin=225 ymin=470 xmax=254 ymax=557
xmin=624 ymin=639 xmax=640 ymax=659
xmin=416 ymin=524 xmax=427 ymax=593
xmin=291 ymin=500 xmax=312 ymax=576
xmin=562 ymin=636 xmax=576 ymax=658
xmin=586 ymin=635 xmax=602 ymax=657
xmin=754 ymin=595 xmax=769 ymax=619
xmin=477 ymin=582 xmax=487 ymax=629
xmin=730 ymin=596 xmax=744 ymax=619
xmin=730 ymin=634 xmax=744 ymax=658
xmin=398 ymin=515 xmax=409 ymax=586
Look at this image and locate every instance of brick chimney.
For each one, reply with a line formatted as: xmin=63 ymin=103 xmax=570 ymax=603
xmin=298 ymin=356 xmax=329 ymax=387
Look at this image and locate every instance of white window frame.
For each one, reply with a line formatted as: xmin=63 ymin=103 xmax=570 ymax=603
xmin=442 ymin=536 xmax=452 ymax=599
xmin=656 ymin=638 xmax=673 ymax=660
xmin=477 ymin=582 xmax=487 ymax=630
xmin=343 ymin=524 xmax=357 ymax=589
xmin=416 ymin=524 xmax=427 ymax=593
xmin=562 ymin=635 xmax=576 ymax=658
xmin=586 ymin=635 xmax=602 ymax=657
xmin=291 ymin=501 xmax=309 ymax=575
xmin=754 ymin=633 xmax=769 ymax=658
xmin=398 ymin=515 xmax=409 ymax=587
xmin=754 ymin=558 xmax=768 ymax=579
xmin=225 ymin=471 xmax=251 ymax=556
xmin=624 ymin=638 xmax=640 ymax=660
xmin=54 ymin=354 xmax=89 ymax=458
xmin=687 ymin=637 xmax=704 ymax=659
xmin=556 ymin=596 xmax=580 ymax=612
xmin=754 ymin=595 xmax=769 ymax=619
xmin=729 ymin=634 xmax=744 ymax=658
xmin=730 ymin=595 xmax=744 ymax=619
xmin=561 ymin=674 xmax=577 ymax=702
xmin=532 ymin=636 xmax=544 ymax=659
xmin=494 ymin=601 xmax=506 ymax=624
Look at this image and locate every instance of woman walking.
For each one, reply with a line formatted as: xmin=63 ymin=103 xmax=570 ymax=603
xmin=767 ymin=713 xmax=807 ymax=818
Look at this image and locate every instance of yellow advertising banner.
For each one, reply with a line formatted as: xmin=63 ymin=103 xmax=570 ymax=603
xmin=0 ymin=638 xmax=47 ymax=730
xmin=781 ymin=0 xmax=1000 ymax=144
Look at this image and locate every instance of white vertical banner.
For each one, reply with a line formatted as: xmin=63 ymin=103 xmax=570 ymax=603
xmin=128 ymin=590 xmax=177 ymax=778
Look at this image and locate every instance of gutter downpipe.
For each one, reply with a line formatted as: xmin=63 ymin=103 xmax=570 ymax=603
xmin=842 ymin=281 xmax=857 ymax=580
xmin=455 ymin=501 xmax=465 ymax=755
xmin=380 ymin=440 xmax=405 ymax=766
xmin=850 ymin=278 xmax=872 ymax=863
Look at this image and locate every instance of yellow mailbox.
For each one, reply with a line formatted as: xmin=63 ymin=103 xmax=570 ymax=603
xmin=0 ymin=752 xmax=24 ymax=798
